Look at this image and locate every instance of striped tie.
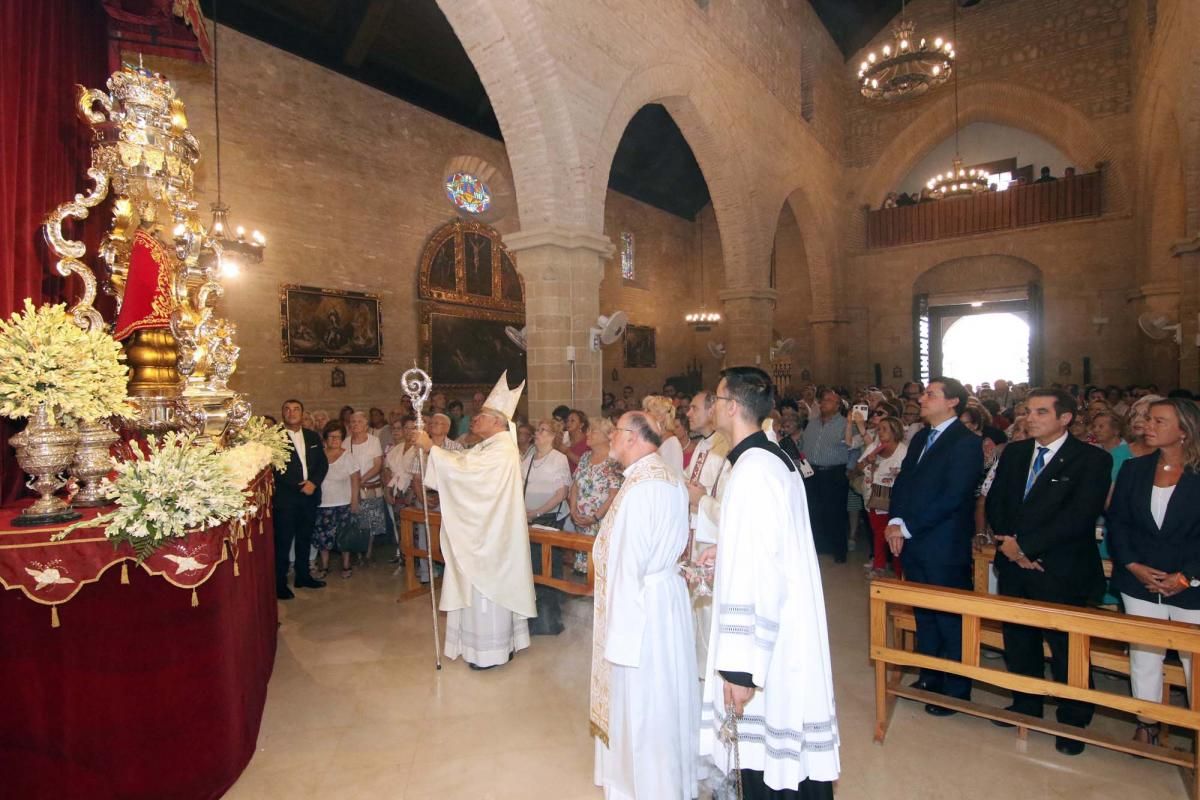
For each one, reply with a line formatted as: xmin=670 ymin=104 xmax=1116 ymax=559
xmin=1024 ymin=446 xmax=1050 ymax=499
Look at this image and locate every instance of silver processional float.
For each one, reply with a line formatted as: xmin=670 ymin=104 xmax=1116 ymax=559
xmin=401 ymin=365 xmax=442 ymax=670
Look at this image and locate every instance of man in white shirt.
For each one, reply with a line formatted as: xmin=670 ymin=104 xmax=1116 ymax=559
xmin=591 ymin=411 xmax=697 ymax=799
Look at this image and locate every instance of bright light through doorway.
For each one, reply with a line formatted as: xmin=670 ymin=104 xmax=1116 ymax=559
xmin=942 ymin=312 xmax=1030 ymax=386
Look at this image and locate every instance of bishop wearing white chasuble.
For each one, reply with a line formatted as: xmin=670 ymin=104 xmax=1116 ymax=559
xmin=591 ymin=411 xmax=698 ymax=800
xmin=416 ymin=372 xmax=536 ymax=669
xmin=699 ymin=367 xmax=840 ymax=799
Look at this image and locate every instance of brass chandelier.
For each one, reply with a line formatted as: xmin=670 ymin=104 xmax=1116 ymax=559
xmin=924 ymin=2 xmax=988 ymax=199
xmin=857 ymin=0 xmax=953 ymax=102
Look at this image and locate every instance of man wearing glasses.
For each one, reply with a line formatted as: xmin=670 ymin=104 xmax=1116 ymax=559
xmin=697 ymin=367 xmax=840 ymax=799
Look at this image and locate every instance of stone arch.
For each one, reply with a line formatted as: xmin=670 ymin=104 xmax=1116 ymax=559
xmin=914 ymin=254 xmax=1043 ymax=296
xmin=855 ymin=82 xmax=1130 ymax=217
xmin=592 ymin=62 xmax=763 ymax=288
xmin=774 ymin=186 xmax=836 ymax=317
xmin=434 ymin=0 xmax=587 ymax=229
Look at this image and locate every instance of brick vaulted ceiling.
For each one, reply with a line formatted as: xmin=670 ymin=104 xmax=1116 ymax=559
xmin=198 ymin=0 xmax=969 ymax=219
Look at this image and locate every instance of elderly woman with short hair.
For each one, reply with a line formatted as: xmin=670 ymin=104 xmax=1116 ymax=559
xmin=345 ymin=411 xmax=385 ymax=563
xmin=567 ymin=417 xmax=623 ymax=574
xmin=1126 ymin=394 xmax=1165 ymax=458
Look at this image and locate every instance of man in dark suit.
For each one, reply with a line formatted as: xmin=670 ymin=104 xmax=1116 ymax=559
xmin=985 ymin=388 xmax=1111 ymax=755
xmin=274 ymin=399 xmax=329 ymax=599
xmin=885 ymin=377 xmax=982 ymax=714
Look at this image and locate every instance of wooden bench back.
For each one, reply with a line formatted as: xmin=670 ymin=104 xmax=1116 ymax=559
xmin=396 ymin=507 xmax=596 ymax=599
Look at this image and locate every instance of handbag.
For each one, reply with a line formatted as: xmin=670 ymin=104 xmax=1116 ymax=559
xmin=335 ymin=511 xmax=371 ymax=554
xmin=866 ymin=484 xmax=892 ymax=512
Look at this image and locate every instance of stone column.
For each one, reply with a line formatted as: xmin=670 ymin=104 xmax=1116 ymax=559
xmin=1172 ymin=237 xmax=1200 ymax=391
xmin=718 ymin=287 xmax=776 ymax=368
xmin=504 ymin=225 xmax=613 ymax=421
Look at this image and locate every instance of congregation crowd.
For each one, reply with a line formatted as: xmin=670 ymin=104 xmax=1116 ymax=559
xmin=269 ymin=373 xmax=1200 ymax=761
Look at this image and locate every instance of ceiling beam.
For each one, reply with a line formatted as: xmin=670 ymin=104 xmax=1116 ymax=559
xmin=343 ymin=0 xmax=393 ymax=67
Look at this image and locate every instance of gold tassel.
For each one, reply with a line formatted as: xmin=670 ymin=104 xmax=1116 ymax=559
xmin=233 ymin=558 xmax=240 ymax=577
xmin=51 ymin=605 xmax=60 ymax=628
xmin=120 ymin=562 xmax=130 ymax=584
xmin=247 ymin=537 xmax=254 ymax=553
xmin=191 ymin=588 xmax=199 ymax=607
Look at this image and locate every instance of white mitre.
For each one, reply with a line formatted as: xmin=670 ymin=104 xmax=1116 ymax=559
xmin=482 ymin=370 xmax=525 ymax=422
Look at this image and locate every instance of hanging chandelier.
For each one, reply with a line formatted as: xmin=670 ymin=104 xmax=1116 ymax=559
xmin=684 ymin=213 xmax=720 ymax=332
xmin=858 ymin=0 xmax=953 ymax=102
xmin=924 ymin=2 xmax=988 ymax=200
xmin=203 ymin=0 xmax=264 ymax=276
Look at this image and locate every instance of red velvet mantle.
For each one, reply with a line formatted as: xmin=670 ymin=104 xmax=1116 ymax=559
xmin=0 ymin=472 xmax=277 ymax=799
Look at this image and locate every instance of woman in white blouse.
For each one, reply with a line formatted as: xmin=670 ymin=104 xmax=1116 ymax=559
xmin=313 ymin=423 xmax=360 ymax=579
xmin=642 ymin=395 xmax=684 ymax=478
xmin=346 ymin=411 xmax=384 ymax=563
xmin=522 ymin=418 xmax=572 ymax=525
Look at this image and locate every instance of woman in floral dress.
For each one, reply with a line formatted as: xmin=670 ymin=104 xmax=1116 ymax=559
xmin=313 ymin=422 xmax=360 ymax=579
xmin=568 ymin=417 xmax=623 ymax=574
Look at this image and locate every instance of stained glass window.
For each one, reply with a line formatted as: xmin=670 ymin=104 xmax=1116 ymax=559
xmin=620 ymin=231 xmax=635 ymax=280
xmin=445 ymin=172 xmax=491 ymax=214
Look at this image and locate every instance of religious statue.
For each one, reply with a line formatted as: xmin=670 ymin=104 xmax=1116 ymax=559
xmin=42 ymin=61 xmax=252 ymax=440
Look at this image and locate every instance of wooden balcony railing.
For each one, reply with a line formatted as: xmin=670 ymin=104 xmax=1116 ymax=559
xmin=865 ymin=170 xmax=1103 ymax=248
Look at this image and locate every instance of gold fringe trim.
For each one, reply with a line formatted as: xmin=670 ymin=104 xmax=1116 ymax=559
xmin=589 ymin=720 xmax=608 ymax=747
xmin=120 ymin=562 xmax=130 ymax=584
xmin=51 ymin=605 xmax=60 ymax=628
xmin=191 ymin=588 xmax=199 ymax=607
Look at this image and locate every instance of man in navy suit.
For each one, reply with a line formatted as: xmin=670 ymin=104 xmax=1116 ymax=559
xmin=885 ymin=377 xmax=982 ymax=714
xmin=985 ymin=388 xmax=1111 ymax=755
xmin=274 ymin=399 xmax=329 ymax=599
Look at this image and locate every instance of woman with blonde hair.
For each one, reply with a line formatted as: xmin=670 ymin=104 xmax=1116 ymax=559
xmin=1108 ymin=398 xmax=1200 ymax=746
xmin=1126 ymin=394 xmax=1164 ymax=458
xmin=642 ymin=394 xmax=683 ymax=478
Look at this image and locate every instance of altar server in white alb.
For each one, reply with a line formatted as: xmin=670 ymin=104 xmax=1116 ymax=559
xmin=413 ymin=372 xmax=536 ymax=669
xmin=591 ymin=411 xmax=698 ymax=800
xmin=684 ymin=390 xmax=730 ymax=669
xmin=698 ymin=366 xmax=840 ymax=799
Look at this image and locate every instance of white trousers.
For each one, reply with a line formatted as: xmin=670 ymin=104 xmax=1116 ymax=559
xmin=1122 ymin=593 xmax=1200 ymax=718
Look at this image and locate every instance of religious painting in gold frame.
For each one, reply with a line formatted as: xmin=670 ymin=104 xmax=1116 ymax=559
xmin=280 ymin=284 xmax=382 ymax=363
xmin=418 ymin=304 xmax=526 ymax=390
xmin=417 ymin=218 xmax=524 ymax=313
xmin=417 ymin=218 xmax=525 ymax=392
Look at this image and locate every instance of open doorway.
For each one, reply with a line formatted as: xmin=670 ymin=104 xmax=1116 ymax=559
xmin=942 ymin=312 xmax=1030 ymax=386
xmin=914 ymin=286 xmax=1043 ymax=386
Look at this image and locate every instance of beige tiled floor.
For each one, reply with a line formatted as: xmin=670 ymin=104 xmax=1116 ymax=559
xmin=226 ymin=554 xmax=1190 ymax=799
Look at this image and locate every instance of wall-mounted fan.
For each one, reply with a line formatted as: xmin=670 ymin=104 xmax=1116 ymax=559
xmin=707 ymin=341 xmax=727 ymax=363
xmin=504 ymin=325 xmax=528 ymax=352
xmin=1138 ymin=312 xmax=1181 ymax=345
xmin=770 ymin=337 xmax=796 ymax=361
xmin=590 ymin=312 xmax=629 ymax=352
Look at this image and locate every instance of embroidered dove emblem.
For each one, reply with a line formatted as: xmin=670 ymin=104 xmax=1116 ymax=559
xmin=163 ymin=554 xmax=207 ymax=574
xmin=25 ymin=567 xmax=75 ymax=591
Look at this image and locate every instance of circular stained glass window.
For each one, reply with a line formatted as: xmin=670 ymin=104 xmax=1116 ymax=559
xmin=445 ymin=172 xmax=491 ymax=214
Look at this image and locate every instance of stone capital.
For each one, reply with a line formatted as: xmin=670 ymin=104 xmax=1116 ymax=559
xmin=1171 ymin=235 xmax=1200 ymax=257
xmin=1126 ymin=280 xmax=1181 ymax=302
xmin=809 ymin=314 xmax=848 ymax=325
xmin=718 ymin=287 xmax=777 ymax=304
xmin=503 ymin=225 xmax=614 ymax=258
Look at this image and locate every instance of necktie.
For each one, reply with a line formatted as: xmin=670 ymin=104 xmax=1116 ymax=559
xmin=1024 ymin=446 xmax=1050 ymax=498
xmin=919 ymin=428 xmax=940 ymax=461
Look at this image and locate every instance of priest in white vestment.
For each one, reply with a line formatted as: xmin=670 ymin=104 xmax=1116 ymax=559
xmin=698 ymin=367 xmax=840 ymax=799
xmin=683 ymin=390 xmax=729 ymax=672
xmin=591 ymin=411 xmax=698 ymax=800
xmin=414 ymin=372 xmax=536 ymax=669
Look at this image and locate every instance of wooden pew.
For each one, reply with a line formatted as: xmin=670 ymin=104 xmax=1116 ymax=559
xmin=888 ymin=546 xmax=1190 ymax=690
xmin=396 ymin=507 xmax=595 ymax=600
xmin=870 ymin=579 xmax=1200 ymax=798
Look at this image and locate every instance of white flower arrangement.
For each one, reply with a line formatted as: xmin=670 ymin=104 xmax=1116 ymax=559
xmin=58 ymin=431 xmax=252 ymax=560
xmin=228 ymin=415 xmax=290 ymax=471
xmin=219 ymin=441 xmax=275 ymax=490
xmin=0 ymin=299 xmax=130 ymax=425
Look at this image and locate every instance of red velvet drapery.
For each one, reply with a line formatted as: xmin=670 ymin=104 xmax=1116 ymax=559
xmin=0 ymin=0 xmax=109 ymax=503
